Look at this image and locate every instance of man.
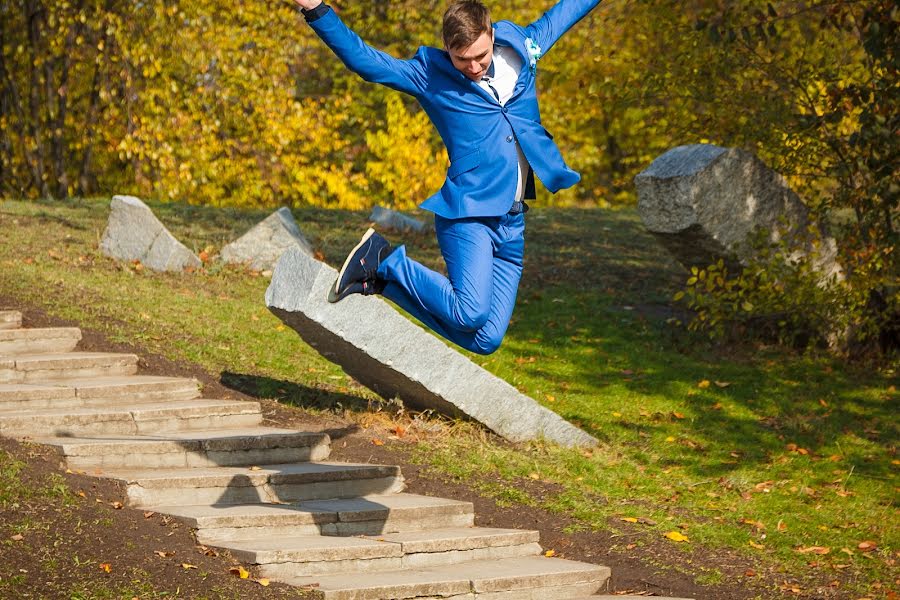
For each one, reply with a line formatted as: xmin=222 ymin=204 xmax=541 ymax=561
xmin=294 ymin=0 xmax=600 ymax=354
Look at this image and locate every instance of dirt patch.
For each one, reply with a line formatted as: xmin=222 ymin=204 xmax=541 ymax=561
xmin=0 ymin=299 xmax=848 ymax=599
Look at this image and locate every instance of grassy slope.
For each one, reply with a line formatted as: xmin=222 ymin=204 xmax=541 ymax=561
xmin=0 ymin=197 xmax=896 ymax=597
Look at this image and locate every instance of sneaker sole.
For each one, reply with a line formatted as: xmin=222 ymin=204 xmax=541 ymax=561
xmin=327 ymin=227 xmax=376 ymax=303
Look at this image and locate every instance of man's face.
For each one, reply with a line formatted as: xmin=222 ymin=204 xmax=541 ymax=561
xmin=447 ymin=30 xmax=494 ymax=82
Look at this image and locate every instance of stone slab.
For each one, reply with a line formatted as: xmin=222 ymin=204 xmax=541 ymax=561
xmin=284 ymin=556 xmax=609 ymax=600
xmin=106 ymin=462 xmax=404 ymax=507
xmin=4 ymin=352 xmax=138 ymax=382
xmin=0 ymin=376 xmax=200 ymax=410
xmin=635 ymin=144 xmax=842 ymax=281
xmin=265 ymin=248 xmax=597 ymax=448
xmin=100 ymin=195 xmax=201 ymax=272
xmin=0 ymin=399 xmax=263 ymax=437
xmin=220 ymin=207 xmax=314 ymax=271
xmin=161 ymin=493 xmax=474 ymax=543
xmin=369 ymin=528 xmax=539 ymax=554
xmin=369 ymin=206 xmax=430 ymax=233
xmin=0 ymin=311 xmax=22 ymax=330
xmin=38 ymin=428 xmax=329 ymax=469
xmin=0 ymin=327 xmax=81 ymax=355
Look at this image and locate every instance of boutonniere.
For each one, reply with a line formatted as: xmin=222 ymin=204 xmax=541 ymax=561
xmin=524 ymin=37 xmax=543 ymax=74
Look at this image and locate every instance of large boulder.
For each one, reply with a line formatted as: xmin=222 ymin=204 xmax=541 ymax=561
xmin=220 ymin=207 xmax=313 ymax=271
xmin=265 ymin=249 xmax=597 ymax=448
xmin=369 ymin=206 xmax=430 ymax=234
xmin=634 ymin=144 xmax=841 ymax=281
xmin=100 ymin=195 xmax=201 ymax=272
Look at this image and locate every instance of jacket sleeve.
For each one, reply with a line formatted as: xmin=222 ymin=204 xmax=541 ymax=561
xmin=524 ymin=0 xmax=601 ymax=56
xmin=305 ymin=5 xmax=428 ymax=97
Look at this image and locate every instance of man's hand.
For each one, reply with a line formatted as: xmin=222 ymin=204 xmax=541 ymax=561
xmin=293 ymin=0 xmax=322 ymax=10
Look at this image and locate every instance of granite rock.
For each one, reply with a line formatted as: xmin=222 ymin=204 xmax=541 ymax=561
xmin=100 ymin=195 xmax=201 ymax=272
xmin=265 ymin=249 xmax=597 ymax=448
xmin=220 ymin=207 xmax=313 ymax=271
xmin=369 ymin=206 xmax=430 ymax=234
xmin=634 ymin=144 xmax=842 ymax=281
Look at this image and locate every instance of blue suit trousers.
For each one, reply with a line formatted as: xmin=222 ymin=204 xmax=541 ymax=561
xmin=376 ymin=213 xmax=525 ymax=355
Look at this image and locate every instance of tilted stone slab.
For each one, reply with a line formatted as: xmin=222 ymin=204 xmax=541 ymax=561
xmin=369 ymin=205 xmax=430 ymax=234
xmin=220 ymin=207 xmax=314 ymax=271
xmin=634 ymin=144 xmax=842 ymax=281
xmin=265 ymin=249 xmax=597 ymax=448
xmin=100 ymin=195 xmax=201 ymax=272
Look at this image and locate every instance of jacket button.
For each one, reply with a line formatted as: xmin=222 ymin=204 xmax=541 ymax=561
xmin=506 ymin=135 xmax=513 ymax=143
xmin=501 ymin=106 xmax=509 ymax=114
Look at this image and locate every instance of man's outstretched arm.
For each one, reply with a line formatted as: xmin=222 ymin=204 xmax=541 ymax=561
xmin=524 ymin=0 xmax=601 ymax=57
xmin=293 ymin=0 xmax=428 ymax=96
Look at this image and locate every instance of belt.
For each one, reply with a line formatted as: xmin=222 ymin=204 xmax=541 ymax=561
xmin=508 ymin=200 xmax=529 ymax=215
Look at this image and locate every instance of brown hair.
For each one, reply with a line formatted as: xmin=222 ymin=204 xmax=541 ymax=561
xmin=442 ymin=1 xmax=492 ymax=51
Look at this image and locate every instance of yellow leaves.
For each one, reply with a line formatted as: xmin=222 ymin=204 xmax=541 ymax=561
xmin=230 ymin=566 xmax=250 ymax=579
xmin=100 ymin=563 xmax=112 ymax=573
xmin=621 ymin=517 xmax=638 ymax=523
xmin=664 ymin=531 xmax=689 ymax=542
xmin=748 ymin=540 xmax=765 ymax=550
xmin=796 ymin=546 xmax=830 ymax=555
xmin=181 ymin=563 xmax=198 ymax=570
xmin=697 ymin=380 xmax=711 ymax=389
xmin=544 ymin=549 xmax=556 ymax=557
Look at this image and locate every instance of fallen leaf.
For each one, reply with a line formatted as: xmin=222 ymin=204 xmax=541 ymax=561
xmin=230 ymin=566 xmax=250 ymax=579
xmin=255 ymin=578 xmax=270 ymax=587
xmin=528 ymin=473 xmax=540 ymax=480
xmin=744 ymin=569 xmax=756 ymax=576
xmin=249 ymin=466 xmax=262 ymax=471
xmin=10 ymin=534 xmax=23 ymax=542
xmin=100 ymin=563 xmax=112 ymax=573
xmin=544 ymin=549 xmax=556 ymax=557
xmin=714 ymin=381 xmax=731 ymax=388
xmin=665 ymin=436 xmax=676 ymax=443
xmin=76 ymin=490 xmax=86 ymax=498
xmin=697 ymin=380 xmax=711 ymax=389
xmin=748 ymin=541 xmax=765 ymax=550
xmin=796 ymin=546 xmax=831 ymax=555
xmin=182 ymin=563 xmax=198 ymax=569
xmin=672 ymin=411 xmax=685 ymax=419
xmin=858 ymin=541 xmax=878 ymax=552
xmin=110 ymin=501 xmax=124 ymax=509
xmin=626 ymin=543 xmax=637 ymax=550
xmin=665 ymin=531 xmax=689 ymax=542
xmin=143 ymin=511 xmax=156 ymax=518
xmin=621 ymin=517 xmax=638 ymax=523
xmin=155 ymin=550 xmax=174 ymax=558
xmin=371 ymin=438 xmax=385 ymax=446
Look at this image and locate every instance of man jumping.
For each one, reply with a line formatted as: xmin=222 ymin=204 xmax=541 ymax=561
xmin=293 ymin=0 xmax=600 ymax=354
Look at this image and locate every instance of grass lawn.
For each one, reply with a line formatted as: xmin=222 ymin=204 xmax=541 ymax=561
xmin=0 ymin=197 xmax=896 ymax=598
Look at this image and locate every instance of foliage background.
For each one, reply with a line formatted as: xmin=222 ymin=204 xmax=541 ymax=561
xmin=1 ymin=0 xmax=896 ymax=349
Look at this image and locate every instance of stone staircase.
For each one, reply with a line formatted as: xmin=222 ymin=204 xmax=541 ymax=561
xmin=0 ymin=310 xmax=693 ymax=600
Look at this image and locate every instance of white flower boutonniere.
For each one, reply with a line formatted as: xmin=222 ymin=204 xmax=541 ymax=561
xmin=524 ymin=37 xmax=543 ymax=75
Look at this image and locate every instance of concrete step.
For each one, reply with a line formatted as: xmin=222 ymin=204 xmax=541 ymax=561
xmin=283 ymin=555 xmax=610 ymax=600
xmin=587 ymin=596 xmax=695 ymax=599
xmin=0 ymin=327 xmax=81 ymax=355
xmin=0 ymin=311 xmax=22 ymax=330
xmin=230 ymin=527 xmax=541 ymax=579
xmin=0 ymin=351 xmax=138 ymax=383
xmin=102 ymin=462 xmax=405 ymax=508
xmin=157 ymin=493 xmax=475 ymax=544
xmin=36 ymin=427 xmax=330 ymax=469
xmin=0 ymin=375 xmax=201 ymax=410
xmin=0 ymin=398 xmax=262 ymax=437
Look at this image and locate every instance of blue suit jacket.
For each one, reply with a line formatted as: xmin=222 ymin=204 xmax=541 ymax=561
xmin=307 ymin=1 xmax=600 ymax=219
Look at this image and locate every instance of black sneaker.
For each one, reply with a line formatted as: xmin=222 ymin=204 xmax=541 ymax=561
xmin=327 ymin=228 xmax=391 ymax=303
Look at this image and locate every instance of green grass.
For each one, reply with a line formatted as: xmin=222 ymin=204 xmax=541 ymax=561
xmin=0 ymin=197 xmax=896 ymax=596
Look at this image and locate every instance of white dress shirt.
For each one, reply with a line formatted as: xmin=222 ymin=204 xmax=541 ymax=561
xmin=478 ymin=45 xmax=530 ymax=203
